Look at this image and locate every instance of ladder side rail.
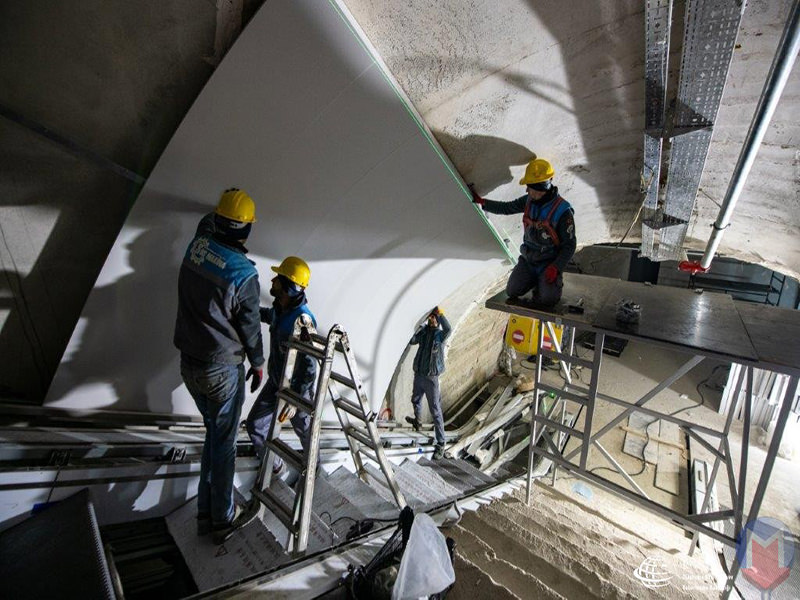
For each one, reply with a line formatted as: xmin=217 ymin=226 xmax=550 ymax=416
xmin=334 ymin=326 xmax=407 ymax=508
xmin=254 ymin=343 xmax=300 ymax=494
xmin=329 ymin=384 xmax=367 ymax=478
xmin=293 ymin=325 xmax=339 ymax=553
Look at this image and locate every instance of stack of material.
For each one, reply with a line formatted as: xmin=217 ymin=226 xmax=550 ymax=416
xmin=445 ymin=382 xmax=534 ymax=470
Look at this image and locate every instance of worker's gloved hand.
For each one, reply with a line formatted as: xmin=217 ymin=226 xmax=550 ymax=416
xmin=246 ymin=366 xmax=263 ymax=393
xmin=468 ymin=184 xmax=484 ymax=206
xmin=432 ymin=306 xmax=444 ymax=316
xmin=544 ymin=264 xmax=559 ymax=284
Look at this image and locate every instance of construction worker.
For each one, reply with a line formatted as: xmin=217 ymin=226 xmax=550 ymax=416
xmin=405 ymin=307 xmax=451 ymax=460
xmin=246 ymin=256 xmax=316 ymax=474
xmin=174 ymin=188 xmax=264 ymax=544
xmin=471 ymin=158 xmax=576 ymax=306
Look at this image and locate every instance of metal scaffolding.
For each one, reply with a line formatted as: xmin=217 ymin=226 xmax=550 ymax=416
xmin=486 ymin=273 xmax=800 ymax=599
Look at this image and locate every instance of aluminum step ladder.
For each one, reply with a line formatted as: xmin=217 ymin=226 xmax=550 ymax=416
xmin=250 ymin=318 xmax=406 ymax=554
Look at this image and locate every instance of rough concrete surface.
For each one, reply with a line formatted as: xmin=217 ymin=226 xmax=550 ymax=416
xmin=345 ymin=0 xmax=800 ymax=278
xmin=445 ymin=335 xmax=798 ymax=599
xmin=448 ymin=481 xmax=719 ymax=599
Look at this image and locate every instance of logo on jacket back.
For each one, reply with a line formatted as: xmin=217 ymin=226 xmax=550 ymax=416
xmin=189 ymin=237 xmax=227 ymax=269
xmin=736 ymin=517 xmax=795 ymax=591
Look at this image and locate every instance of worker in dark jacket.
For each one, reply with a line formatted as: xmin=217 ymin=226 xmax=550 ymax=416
xmin=246 ymin=256 xmax=316 ymax=473
xmin=471 ymin=158 xmax=576 ymax=305
xmin=174 ymin=188 xmax=264 ymax=544
xmin=406 ymin=307 xmax=451 ymax=460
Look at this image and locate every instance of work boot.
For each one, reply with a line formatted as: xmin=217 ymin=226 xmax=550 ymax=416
xmin=405 ymin=416 xmax=421 ymax=432
xmin=432 ymin=445 xmax=445 ymax=461
xmin=211 ymin=503 xmax=257 ymax=545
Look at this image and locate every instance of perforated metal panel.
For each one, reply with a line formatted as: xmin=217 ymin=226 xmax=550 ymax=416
xmin=641 ymin=0 xmax=745 ymax=261
xmin=641 ymin=0 xmax=672 ymax=257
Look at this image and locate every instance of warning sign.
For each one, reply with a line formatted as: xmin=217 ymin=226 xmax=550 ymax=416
xmin=505 ymin=314 xmax=563 ymax=355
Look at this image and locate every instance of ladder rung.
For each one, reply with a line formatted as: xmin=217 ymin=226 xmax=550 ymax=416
xmin=266 ymin=438 xmax=304 ymax=470
xmin=251 ymin=487 xmax=296 ymax=532
xmin=346 ymin=425 xmax=375 ymax=449
xmin=538 ymin=383 xmax=588 ymax=405
xmin=277 ymin=389 xmax=315 ymax=415
xmin=539 ymin=348 xmax=594 ymax=369
xmin=334 ymin=397 xmax=368 ymax=421
xmin=358 ymin=447 xmax=379 ymax=463
xmin=309 ymin=332 xmax=346 ymax=353
xmin=330 ymin=371 xmax=357 ymax=390
xmin=285 ymin=340 xmax=325 ymax=360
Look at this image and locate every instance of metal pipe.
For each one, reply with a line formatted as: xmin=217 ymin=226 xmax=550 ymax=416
xmin=700 ymin=0 xmax=800 ymax=270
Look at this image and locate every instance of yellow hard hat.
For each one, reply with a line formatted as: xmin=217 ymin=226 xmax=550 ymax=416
xmin=216 ymin=188 xmax=256 ymax=223
xmin=519 ymin=158 xmax=555 ymax=185
xmin=271 ymin=256 xmax=311 ymax=288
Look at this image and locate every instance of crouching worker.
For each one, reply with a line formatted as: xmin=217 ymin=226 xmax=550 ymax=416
xmin=174 ymin=188 xmax=264 ymax=544
xmin=471 ymin=158 xmax=576 ymax=306
xmin=406 ymin=307 xmax=451 ymax=460
xmin=246 ymin=256 xmax=317 ymax=475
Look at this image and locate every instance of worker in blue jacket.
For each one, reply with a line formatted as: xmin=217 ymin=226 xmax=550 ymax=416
xmin=246 ymin=256 xmax=316 ymax=473
xmin=406 ymin=307 xmax=451 ymax=460
xmin=471 ymin=158 xmax=576 ymax=306
xmin=174 ymin=188 xmax=264 ymax=544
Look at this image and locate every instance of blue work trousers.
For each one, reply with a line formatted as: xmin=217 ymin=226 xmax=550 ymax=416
xmin=507 ymin=257 xmax=563 ymax=306
xmin=411 ymin=374 xmax=446 ymax=446
xmin=246 ymin=378 xmax=312 ymax=464
xmin=181 ymin=357 xmax=244 ymax=526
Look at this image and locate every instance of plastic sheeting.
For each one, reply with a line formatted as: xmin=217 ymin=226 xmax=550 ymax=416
xmin=45 ymin=0 xmax=502 ymax=417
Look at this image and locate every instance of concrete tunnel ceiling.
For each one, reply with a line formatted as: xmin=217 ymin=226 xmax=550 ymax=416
xmin=345 ymin=0 xmax=800 ymax=278
xmin=1 ymin=0 xmax=798 ymax=410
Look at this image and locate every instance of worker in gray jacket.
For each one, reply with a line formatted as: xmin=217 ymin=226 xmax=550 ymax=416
xmin=471 ymin=158 xmax=576 ymax=306
xmin=406 ymin=307 xmax=451 ymax=460
xmin=174 ymin=188 xmax=263 ymax=544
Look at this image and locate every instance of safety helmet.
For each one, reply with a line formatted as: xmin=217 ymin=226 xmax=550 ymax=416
xmin=271 ymin=256 xmax=311 ymax=288
xmin=215 ymin=188 xmax=256 ymax=223
xmin=519 ymin=158 xmax=555 ymax=185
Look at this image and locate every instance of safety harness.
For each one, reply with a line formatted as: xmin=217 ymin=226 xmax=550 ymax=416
xmin=522 ymin=196 xmax=567 ymax=246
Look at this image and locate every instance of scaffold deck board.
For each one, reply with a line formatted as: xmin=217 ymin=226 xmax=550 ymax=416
xmin=593 ymin=280 xmax=757 ymax=361
xmin=734 ymin=300 xmax=800 ymax=376
xmin=487 ymin=273 xmax=800 ymax=375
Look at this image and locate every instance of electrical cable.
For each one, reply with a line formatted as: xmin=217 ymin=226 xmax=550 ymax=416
xmin=669 ymin=364 xmax=727 ymax=417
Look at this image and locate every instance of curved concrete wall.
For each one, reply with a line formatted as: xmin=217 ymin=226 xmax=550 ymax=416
xmin=346 ymin=0 xmax=800 ymax=278
xmin=45 ymin=0 xmax=505 ymax=416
